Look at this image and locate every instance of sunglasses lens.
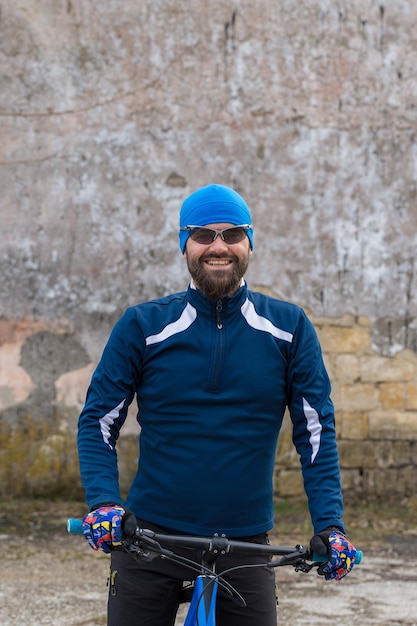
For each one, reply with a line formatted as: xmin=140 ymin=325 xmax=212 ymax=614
xmin=189 ymin=229 xmax=215 ymax=244
xmin=189 ymin=227 xmax=247 ymax=245
xmin=223 ymin=228 xmax=246 ymax=244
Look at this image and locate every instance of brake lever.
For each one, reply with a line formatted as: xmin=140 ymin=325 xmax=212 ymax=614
xmin=269 ymin=545 xmax=316 ymax=573
xmin=124 ymin=527 xmax=164 ymax=562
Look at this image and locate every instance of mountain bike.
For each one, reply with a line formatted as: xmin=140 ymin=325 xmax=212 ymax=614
xmin=68 ymin=518 xmax=362 ymax=626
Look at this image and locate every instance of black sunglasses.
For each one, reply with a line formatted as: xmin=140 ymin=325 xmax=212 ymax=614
xmin=179 ymin=224 xmax=251 ymax=245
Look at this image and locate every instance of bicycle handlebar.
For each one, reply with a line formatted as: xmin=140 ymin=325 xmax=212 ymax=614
xmin=68 ymin=518 xmax=83 ymax=534
xmin=68 ymin=518 xmax=299 ymax=553
xmin=67 ymin=518 xmax=363 ymax=565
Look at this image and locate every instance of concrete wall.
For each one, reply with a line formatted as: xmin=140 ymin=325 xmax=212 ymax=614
xmin=1 ymin=1 xmax=417 ymax=500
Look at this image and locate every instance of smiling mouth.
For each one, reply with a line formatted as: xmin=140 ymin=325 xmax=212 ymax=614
xmin=205 ymin=259 xmax=232 ymax=266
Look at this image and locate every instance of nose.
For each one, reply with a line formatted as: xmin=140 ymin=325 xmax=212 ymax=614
xmin=207 ymin=233 xmax=229 ymax=252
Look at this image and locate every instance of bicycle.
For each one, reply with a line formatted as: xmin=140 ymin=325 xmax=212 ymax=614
xmin=68 ymin=518 xmax=362 ymax=626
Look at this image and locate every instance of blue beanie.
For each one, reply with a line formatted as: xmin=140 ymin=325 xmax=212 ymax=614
xmin=179 ymin=184 xmax=254 ymax=252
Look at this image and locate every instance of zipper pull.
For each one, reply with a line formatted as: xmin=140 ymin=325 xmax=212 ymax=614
xmin=107 ymin=568 xmax=117 ymax=596
xmin=216 ymin=299 xmax=223 ymax=329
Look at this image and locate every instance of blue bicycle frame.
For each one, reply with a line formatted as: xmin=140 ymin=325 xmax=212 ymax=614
xmin=184 ymin=575 xmax=218 ymax=626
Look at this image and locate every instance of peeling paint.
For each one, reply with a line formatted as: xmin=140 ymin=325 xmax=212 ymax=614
xmin=1 ymin=0 xmax=417 ymax=498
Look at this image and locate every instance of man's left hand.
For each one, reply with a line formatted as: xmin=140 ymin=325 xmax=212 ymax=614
xmin=310 ymin=528 xmax=358 ymax=581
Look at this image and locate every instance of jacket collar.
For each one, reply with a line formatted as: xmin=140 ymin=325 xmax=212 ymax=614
xmin=187 ymin=280 xmax=248 ymax=316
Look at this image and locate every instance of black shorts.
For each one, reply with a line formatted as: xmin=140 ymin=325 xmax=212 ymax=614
xmin=107 ymin=519 xmax=277 ymax=626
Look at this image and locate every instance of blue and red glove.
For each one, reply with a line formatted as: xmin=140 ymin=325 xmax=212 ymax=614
xmin=82 ymin=505 xmax=131 ymax=554
xmin=310 ymin=528 xmax=358 ymax=581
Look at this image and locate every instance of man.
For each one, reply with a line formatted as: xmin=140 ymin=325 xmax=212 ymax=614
xmin=78 ymin=183 xmax=357 ymax=626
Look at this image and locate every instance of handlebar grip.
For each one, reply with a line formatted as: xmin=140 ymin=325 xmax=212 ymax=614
xmin=67 ymin=518 xmax=84 ymax=534
xmin=313 ymin=550 xmax=362 ymax=564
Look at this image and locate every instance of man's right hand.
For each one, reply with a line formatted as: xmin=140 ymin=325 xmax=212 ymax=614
xmin=82 ymin=505 xmax=128 ymax=553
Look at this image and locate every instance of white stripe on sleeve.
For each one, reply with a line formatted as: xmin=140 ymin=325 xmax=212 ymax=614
xmin=99 ymin=399 xmax=125 ymax=449
xmin=303 ymin=397 xmax=322 ymax=463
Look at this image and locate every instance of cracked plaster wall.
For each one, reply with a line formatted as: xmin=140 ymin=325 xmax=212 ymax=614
xmin=1 ymin=0 xmax=417 ymax=498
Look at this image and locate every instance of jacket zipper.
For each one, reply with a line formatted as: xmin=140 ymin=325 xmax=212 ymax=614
xmin=208 ymin=299 xmax=223 ymax=392
xmin=216 ymin=299 xmax=223 ymax=329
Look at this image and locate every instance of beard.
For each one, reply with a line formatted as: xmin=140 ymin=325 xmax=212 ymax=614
xmin=185 ymin=251 xmax=250 ymax=300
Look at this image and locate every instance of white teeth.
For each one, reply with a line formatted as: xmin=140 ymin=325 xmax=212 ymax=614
xmin=207 ymin=260 xmax=230 ymax=265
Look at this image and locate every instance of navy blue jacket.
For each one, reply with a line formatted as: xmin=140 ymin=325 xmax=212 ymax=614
xmin=78 ymin=282 xmax=344 ymax=536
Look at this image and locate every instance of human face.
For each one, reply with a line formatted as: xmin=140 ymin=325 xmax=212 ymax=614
xmin=184 ymin=223 xmax=252 ymax=300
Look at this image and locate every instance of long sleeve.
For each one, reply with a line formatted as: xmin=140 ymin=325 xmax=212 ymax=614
xmin=77 ymin=308 xmax=144 ymax=509
xmin=286 ymin=310 xmax=344 ymax=533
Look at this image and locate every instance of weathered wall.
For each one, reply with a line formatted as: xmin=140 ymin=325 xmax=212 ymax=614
xmin=276 ymin=312 xmax=417 ymax=501
xmin=1 ymin=1 xmax=417 ymax=500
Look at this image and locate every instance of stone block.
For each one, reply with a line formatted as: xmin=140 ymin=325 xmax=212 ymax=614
xmin=313 ymin=314 xmax=356 ymax=328
xmin=322 ymin=353 xmax=335 ymax=381
xmin=318 ymin=327 xmax=370 ymax=354
xmin=363 ymin=467 xmax=415 ymax=498
xmin=340 ymin=469 xmax=363 ymax=492
xmin=274 ymin=470 xmax=304 ymax=497
xmin=368 ymin=411 xmax=417 ymax=440
xmin=330 ymin=384 xmax=342 ymax=409
xmin=357 ymin=316 xmax=371 ymax=328
xmin=276 ymin=446 xmax=300 ymax=469
xmin=341 ymin=384 xmax=379 ymax=411
xmin=360 ymin=354 xmax=416 ymax=383
xmin=339 ymin=412 xmax=369 ymax=440
xmin=405 ymin=382 xmax=417 ymax=410
xmin=338 ymin=440 xmax=377 ymax=469
xmin=391 ymin=441 xmax=413 ymax=467
xmin=379 ymin=382 xmax=405 ymax=409
xmin=374 ymin=440 xmax=412 ymax=468
xmin=334 ymin=354 xmax=360 ymax=384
